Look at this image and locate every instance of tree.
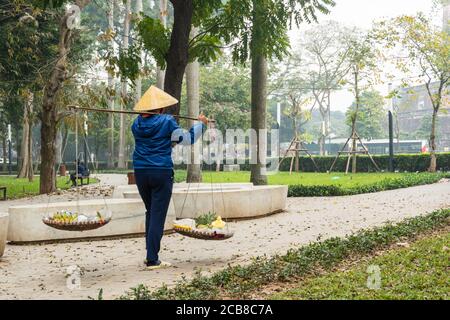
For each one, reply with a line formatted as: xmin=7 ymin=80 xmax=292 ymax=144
xmin=0 ymin=0 xmax=60 ymax=179
xmin=186 ymin=27 xmax=202 ymax=183
xmin=345 ymin=90 xmax=385 ymax=140
xmin=106 ymin=0 xmax=115 ymax=168
xmin=137 ymin=0 xmax=223 ymax=115
xmin=301 ymin=21 xmax=353 ymax=155
xmin=209 ymin=0 xmax=335 ymax=184
xmin=117 ymin=0 xmax=131 ymax=169
xmin=38 ymin=0 xmax=95 ymax=193
xmin=156 ymin=0 xmax=168 ymax=89
xmin=199 ymin=58 xmax=251 ymax=133
xmin=343 ymin=33 xmax=380 ymax=173
xmin=17 ymin=90 xmax=34 ymax=180
xmin=375 ymin=14 xmax=450 ymax=172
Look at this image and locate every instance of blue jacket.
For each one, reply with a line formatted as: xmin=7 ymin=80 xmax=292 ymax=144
xmin=132 ymin=114 xmax=205 ymax=170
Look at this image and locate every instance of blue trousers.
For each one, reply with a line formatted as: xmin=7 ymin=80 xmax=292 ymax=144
xmin=134 ymin=169 xmax=173 ymax=263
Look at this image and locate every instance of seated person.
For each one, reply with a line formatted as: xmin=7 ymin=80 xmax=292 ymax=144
xmin=69 ymin=161 xmax=89 ymax=186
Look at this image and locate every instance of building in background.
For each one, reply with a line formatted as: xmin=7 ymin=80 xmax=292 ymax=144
xmin=391 ymin=4 xmax=450 ymax=152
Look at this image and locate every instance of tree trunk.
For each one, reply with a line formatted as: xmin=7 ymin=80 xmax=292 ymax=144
xmin=135 ymin=0 xmax=143 ymax=101
xmin=325 ymin=91 xmax=331 ymax=156
xmin=156 ymin=0 xmax=168 ymax=89
xmin=17 ymin=91 xmax=34 ymax=180
xmin=164 ymin=0 xmax=193 ymax=115
xmin=426 ymin=80 xmax=444 ymax=173
xmin=293 ymin=118 xmax=299 ymax=172
xmin=250 ymin=54 xmax=268 ymax=185
xmin=118 ymin=0 xmax=131 ymax=169
xmin=27 ymin=112 xmax=34 ymax=181
xmin=186 ymin=29 xmax=202 ymax=183
xmin=107 ymin=0 xmax=115 ymax=168
xmin=318 ymin=120 xmax=325 ymax=156
xmin=40 ymin=0 xmax=91 ymax=194
xmin=351 ymin=70 xmax=359 ymax=174
xmin=428 ymin=108 xmax=438 ymax=172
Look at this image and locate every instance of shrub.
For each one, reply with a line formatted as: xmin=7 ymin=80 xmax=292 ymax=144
xmin=172 ymin=153 xmax=450 ymax=173
xmin=121 ymin=209 xmax=450 ymax=300
xmin=287 ymin=172 xmax=449 ymax=197
xmin=277 ymin=153 xmax=450 ymax=173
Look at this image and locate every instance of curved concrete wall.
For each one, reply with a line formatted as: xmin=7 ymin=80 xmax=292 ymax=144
xmin=7 ymin=183 xmax=286 ymax=243
xmin=173 ymin=185 xmax=288 ymax=219
xmin=112 ymin=183 xmax=253 ymax=199
xmin=0 ymin=212 xmax=8 ymax=258
xmin=123 ymin=185 xmax=288 ymax=220
xmin=7 ymin=199 xmax=175 ymax=243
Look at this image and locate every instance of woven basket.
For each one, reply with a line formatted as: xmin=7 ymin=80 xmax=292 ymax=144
xmin=173 ymin=226 xmax=233 ymax=240
xmin=42 ymin=217 xmax=111 ymax=232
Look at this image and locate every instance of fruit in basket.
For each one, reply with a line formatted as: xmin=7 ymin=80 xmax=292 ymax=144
xmin=96 ymin=211 xmax=105 ymax=223
xmin=77 ymin=214 xmax=88 ymax=223
xmin=211 ymin=216 xmax=225 ymax=229
xmin=51 ymin=210 xmax=78 ymax=224
xmin=194 ymin=212 xmax=216 ymax=227
xmin=173 ymin=218 xmax=195 ymax=231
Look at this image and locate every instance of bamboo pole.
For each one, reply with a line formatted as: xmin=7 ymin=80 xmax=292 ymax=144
xmin=67 ymin=105 xmax=215 ymax=122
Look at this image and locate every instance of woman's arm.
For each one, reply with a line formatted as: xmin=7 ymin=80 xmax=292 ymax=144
xmin=169 ymin=114 xmax=209 ymax=146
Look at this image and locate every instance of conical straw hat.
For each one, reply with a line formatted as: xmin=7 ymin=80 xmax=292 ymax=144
xmin=134 ymin=85 xmax=178 ymax=111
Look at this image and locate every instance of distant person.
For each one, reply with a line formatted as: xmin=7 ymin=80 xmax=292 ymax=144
xmin=69 ymin=161 xmax=89 ymax=187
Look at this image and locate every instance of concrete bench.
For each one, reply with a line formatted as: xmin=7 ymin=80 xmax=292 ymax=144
xmin=0 ymin=212 xmax=8 ymax=258
xmin=7 ymin=198 xmax=175 ymax=243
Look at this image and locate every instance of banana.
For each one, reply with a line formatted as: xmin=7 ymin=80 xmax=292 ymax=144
xmin=211 ymin=216 xmax=225 ymax=229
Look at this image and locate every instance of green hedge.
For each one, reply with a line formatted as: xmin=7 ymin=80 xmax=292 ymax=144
xmin=287 ymin=172 xmax=450 ymax=197
xmin=120 ymin=209 xmax=450 ymax=300
xmin=173 ymin=153 xmax=450 ymax=173
xmin=277 ymin=152 xmax=450 ymax=173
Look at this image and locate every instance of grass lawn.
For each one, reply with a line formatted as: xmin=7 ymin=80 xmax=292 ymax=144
xmin=121 ymin=209 xmax=449 ymax=300
xmin=272 ymin=231 xmax=450 ymax=300
xmin=175 ymin=171 xmax=413 ymax=186
xmin=0 ymin=176 xmax=98 ymax=199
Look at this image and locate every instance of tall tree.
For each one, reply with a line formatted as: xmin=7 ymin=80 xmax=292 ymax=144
xmin=17 ymin=90 xmax=34 ymax=180
xmin=118 ymin=0 xmax=131 ymax=169
xmin=186 ymin=28 xmax=202 ymax=183
xmin=39 ymin=0 xmax=93 ymax=193
xmin=343 ymin=33 xmax=380 ymax=173
xmin=208 ymin=0 xmax=335 ymax=184
xmin=374 ymin=14 xmax=450 ymax=172
xmin=301 ymin=21 xmax=352 ymax=155
xmin=137 ymin=0 xmax=223 ymax=115
xmin=135 ymin=0 xmax=144 ymax=100
xmin=0 ymin=0 xmax=57 ymax=179
xmin=156 ymin=0 xmax=168 ymax=88
xmin=106 ymin=0 xmax=116 ymax=168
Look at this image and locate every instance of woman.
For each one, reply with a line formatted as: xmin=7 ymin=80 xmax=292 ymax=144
xmin=132 ymin=86 xmax=208 ymax=270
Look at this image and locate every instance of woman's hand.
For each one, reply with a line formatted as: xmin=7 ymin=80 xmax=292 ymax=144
xmin=198 ymin=113 xmax=209 ymax=125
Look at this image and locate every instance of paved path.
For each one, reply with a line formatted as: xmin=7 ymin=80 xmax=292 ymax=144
xmin=0 ymin=180 xmax=448 ymax=299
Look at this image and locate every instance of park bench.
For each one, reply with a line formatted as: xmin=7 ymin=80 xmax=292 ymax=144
xmin=0 ymin=186 xmax=6 ymax=200
xmin=75 ymin=172 xmax=90 ymax=186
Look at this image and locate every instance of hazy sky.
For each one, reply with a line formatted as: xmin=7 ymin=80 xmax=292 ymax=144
xmin=322 ymin=0 xmax=435 ymax=29
xmin=288 ymin=0 xmax=438 ymax=113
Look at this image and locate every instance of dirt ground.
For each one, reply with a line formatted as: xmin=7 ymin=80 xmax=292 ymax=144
xmin=0 ymin=179 xmax=448 ymax=300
